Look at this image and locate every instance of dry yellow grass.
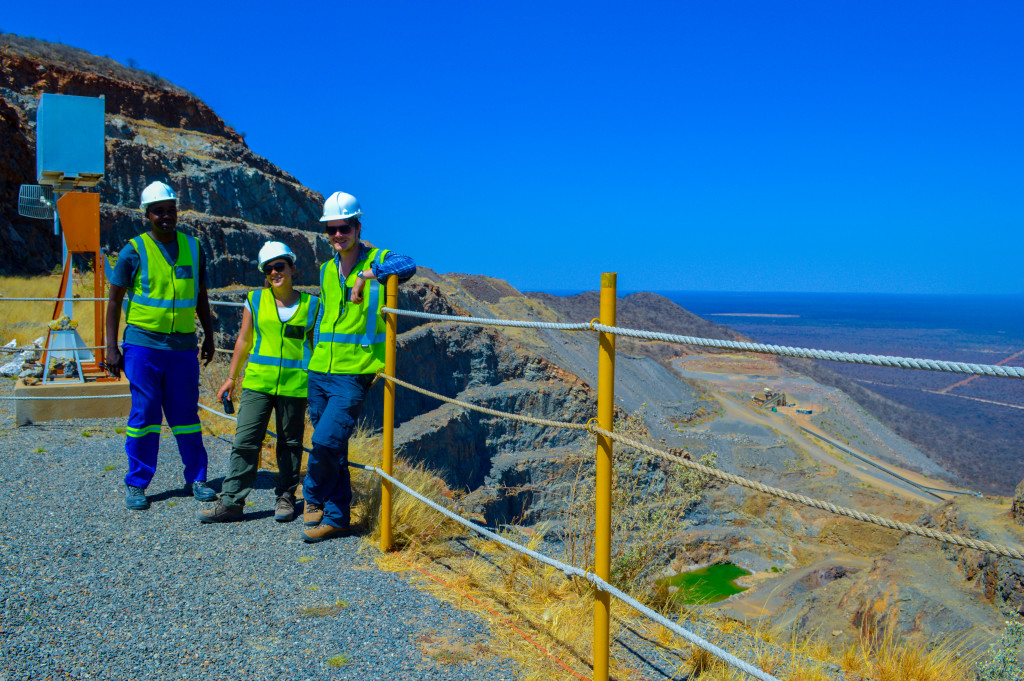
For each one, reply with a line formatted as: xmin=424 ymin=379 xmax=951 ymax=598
xmin=0 ymin=274 xmax=100 ymax=347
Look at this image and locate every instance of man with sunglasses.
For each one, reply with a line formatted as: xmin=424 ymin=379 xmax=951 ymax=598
xmin=300 ymin=191 xmax=416 ymax=543
xmin=105 ymin=181 xmax=217 ymax=511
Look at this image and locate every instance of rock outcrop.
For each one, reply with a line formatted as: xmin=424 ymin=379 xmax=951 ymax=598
xmin=0 ymin=33 xmax=327 ymax=287
xmin=768 ymin=496 xmax=1024 ymax=646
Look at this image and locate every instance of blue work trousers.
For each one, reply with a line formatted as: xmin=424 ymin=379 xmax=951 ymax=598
xmin=123 ymin=344 xmax=208 ymax=489
xmin=303 ymin=371 xmax=374 ymax=528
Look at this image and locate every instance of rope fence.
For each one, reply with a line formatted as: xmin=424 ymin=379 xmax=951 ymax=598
xmin=588 ymin=426 xmax=1024 ymax=561
xmin=379 ymin=373 xmax=590 ymax=431
xmin=592 ymin=323 xmax=1024 ymax=379
xmin=2 ymin=345 xmax=105 ymax=353
xmin=0 ymin=393 xmax=128 ymax=401
xmin=381 ymin=307 xmax=591 ymax=331
xmin=359 ymin=460 xmax=782 ymax=681
xmin=0 ymin=296 xmax=244 ymax=308
xmin=380 ymin=306 xmax=1024 ymax=380
xmin=377 ymin=372 xmax=1024 ymax=562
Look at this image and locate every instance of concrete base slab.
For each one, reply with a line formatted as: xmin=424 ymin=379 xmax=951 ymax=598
xmin=14 ymin=377 xmax=131 ymax=426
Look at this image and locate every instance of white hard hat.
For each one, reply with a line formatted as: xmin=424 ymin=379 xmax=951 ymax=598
xmin=257 ymin=241 xmax=297 ymax=272
xmin=140 ymin=181 xmax=177 ymax=210
xmin=320 ymin=191 xmax=363 ymax=222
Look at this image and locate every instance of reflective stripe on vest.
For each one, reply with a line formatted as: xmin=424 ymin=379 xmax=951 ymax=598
xmin=125 ymin=232 xmax=199 ymax=334
xmin=308 ymin=248 xmax=389 ymax=375
xmin=241 ymin=289 xmax=318 ymax=398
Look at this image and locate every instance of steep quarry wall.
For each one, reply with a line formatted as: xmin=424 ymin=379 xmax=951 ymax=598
xmin=0 ymin=34 xmax=328 ymax=287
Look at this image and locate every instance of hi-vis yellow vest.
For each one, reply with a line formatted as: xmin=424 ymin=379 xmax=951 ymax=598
xmin=126 ymin=232 xmax=200 ymax=334
xmin=241 ymin=290 xmax=318 ymax=398
xmin=308 ymin=248 xmax=388 ymax=375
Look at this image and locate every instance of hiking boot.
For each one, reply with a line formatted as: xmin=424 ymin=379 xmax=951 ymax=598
xmin=189 ymin=480 xmax=217 ymax=502
xmin=275 ymin=495 xmax=296 ymax=523
xmin=302 ymin=502 xmax=324 ymax=527
xmin=125 ymin=485 xmax=150 ymax=511
xmin=198 ymin=500 xmax=243 ymax=523
xmin=299 ymin=523 xmax=350 ymax=543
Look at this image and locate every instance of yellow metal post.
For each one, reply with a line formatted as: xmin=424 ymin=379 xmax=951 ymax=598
xmin=380 ymin=275 xmax=399 ymax=552
xmin=594 ymin=272 xmax=616 ymax=681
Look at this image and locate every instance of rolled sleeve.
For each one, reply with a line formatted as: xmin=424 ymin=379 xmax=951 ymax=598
xmin=372 ymin=252 xmax=416 ymax=283
xmin=109 ymin=243 xmax=140 ymax=289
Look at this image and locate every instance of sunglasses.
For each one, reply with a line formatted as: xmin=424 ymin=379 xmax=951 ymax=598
xmin=325 ymin=222 xmax=357 ymax=236
xmin=262 ymin=261 xmax=289 ymax=275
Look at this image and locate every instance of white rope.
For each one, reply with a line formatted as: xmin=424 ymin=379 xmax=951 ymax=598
xmin=381 ymin=307 xmax=1024 ymax=379
xmin=1 ymin=345 xmax=104 ymax=353
xmin=590 ymin=323 xmax=1024 ymax=379
xmin=0 ymin=393 xmax=128 ymax=400
xmin=0 ymin=297 xmax=108 ymax=302
xmin=197 ymin=402 xmax=237 ymax=422
xmin=197 ymin=402 xmax=313 ymax=455
xmin=381 ymin=307 xmax=591 ymax=331
xmin=0 ymin=296 xmax=244 ymax=308
xmin=362 ymin=463 xmax=780 ymax=681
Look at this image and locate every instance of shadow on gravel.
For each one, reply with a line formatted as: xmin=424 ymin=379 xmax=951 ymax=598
xmin=241 ymin=510 xmax=276 ymax=522
xmin=147 ymin=486 xmax=195 ymax=503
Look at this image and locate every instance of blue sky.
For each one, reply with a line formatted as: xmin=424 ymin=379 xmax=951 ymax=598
xmin=4 ymin=2 xmax=1022 ymax=294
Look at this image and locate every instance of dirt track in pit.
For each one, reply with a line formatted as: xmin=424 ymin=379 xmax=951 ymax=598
xmin=673 ymin=354 xmax=972 ymax=504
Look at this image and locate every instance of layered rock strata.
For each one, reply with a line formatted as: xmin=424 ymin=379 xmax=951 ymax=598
xmin=0 ymin=34 xmax=327 ymax=286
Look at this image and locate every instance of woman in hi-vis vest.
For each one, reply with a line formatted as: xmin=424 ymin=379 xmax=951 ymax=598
xmin=198 ymin=241 xmax=319 ymax=524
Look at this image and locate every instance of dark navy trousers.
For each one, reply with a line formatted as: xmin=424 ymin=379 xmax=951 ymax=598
xmin=303 ymin=371 xmax=374 ymax=528
xmin=123 ymin=344 xmax=208 ymax=489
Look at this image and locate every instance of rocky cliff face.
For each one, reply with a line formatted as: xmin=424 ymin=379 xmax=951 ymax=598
xmin=0 ymin=34 xmax=328 ymax=286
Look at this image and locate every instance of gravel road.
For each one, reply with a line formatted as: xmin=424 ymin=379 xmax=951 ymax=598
xmin=0 ymin=383 xmax=520 ymax=681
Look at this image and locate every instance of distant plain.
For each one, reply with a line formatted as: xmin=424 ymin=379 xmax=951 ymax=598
xmin=662 ymin=291 xmax=1024 ymax=495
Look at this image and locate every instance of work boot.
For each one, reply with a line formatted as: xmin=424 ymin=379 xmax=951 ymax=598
xmin=299 ymin=523 xmax=350 ymax=543
xmin=189 ymin=480 xmax=217 ymax=502
xmin=275 ymin=495 xmax=296 ymax=523
xmin=125 ymin=485 xmax=150 ymax=511
xmin=302 ymin=502 xmax=324 ymax=527
xmin=197 ymin=500 xmax=243 ymax=523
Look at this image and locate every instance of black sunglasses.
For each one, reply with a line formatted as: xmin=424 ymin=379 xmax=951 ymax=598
xmin=262 ymin=261 xmax=289 ymax=275
xmin=325 ymin=222 xmax=357 ymax=236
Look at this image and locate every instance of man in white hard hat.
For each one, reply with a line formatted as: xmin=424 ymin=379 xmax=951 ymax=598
xmin=300 ymin=191 xmax=416 ymax=543
xmin=105 ymin=180 xmax=217 ymax=511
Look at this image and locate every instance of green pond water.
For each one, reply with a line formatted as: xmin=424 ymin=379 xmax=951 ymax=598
xmin=660 ymin=563 xmax=751 ymax=604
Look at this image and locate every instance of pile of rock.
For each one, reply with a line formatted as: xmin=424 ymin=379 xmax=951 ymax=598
xmin=0 ymin=338 xmax=44 ymax=378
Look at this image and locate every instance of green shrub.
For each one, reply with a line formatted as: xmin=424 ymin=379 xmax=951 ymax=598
xmin=977 ymin=621 xmax=1024 ymax=681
